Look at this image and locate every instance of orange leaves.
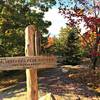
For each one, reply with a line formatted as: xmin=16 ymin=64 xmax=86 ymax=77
xmin=80 ymin=31 xmax=97 ymax=48
xmin=75 ymin=8 xmax=84 ymax=16
xmin=48 ymin=37 xmax=54 ymax=46
xmin=44 ymin=36 xmax=54 ymax=48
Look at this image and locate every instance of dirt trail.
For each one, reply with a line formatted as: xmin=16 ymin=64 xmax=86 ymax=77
xmin=0 ymin=65 xmax=100 ymax=100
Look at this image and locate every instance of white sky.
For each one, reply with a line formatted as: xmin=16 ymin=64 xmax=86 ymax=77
xmin=44 ymin=8 xmax=67 ymax=36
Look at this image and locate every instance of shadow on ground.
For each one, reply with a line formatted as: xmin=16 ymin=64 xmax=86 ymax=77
xmin=0 ymin=82 xmax=26 ymax=99
xmin=0 ymin=66 xmax=100 ymax=99
xmin=38 ymin=66 xmax=100 ymax=98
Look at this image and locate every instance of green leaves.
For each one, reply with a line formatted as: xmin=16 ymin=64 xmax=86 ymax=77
xmin=0 ymin=0 xmax=54 ymax=57
xmin=54 ymin=26 xmax=81 ymax=65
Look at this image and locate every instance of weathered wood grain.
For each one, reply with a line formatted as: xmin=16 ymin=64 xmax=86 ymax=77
xmin=0 ymin=56 xmax=57 ymax=70
xmin=25 ymin=25 xmax=38 ymax=100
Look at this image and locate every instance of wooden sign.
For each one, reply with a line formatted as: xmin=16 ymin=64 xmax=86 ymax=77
xmin=0 ymin=25 xmax=57 ymax=100
xmin=0 ymin=56 xmax=56 ymax=70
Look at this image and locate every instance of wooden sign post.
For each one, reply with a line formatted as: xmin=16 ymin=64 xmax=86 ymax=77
xmin=0 ymin=25 xmax=57 ymax=100
xmin=25 ymin=25 xmax=39 ymax=100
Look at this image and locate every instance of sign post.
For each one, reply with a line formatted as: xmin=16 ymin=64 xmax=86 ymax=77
xmin=25 ymin=25 xmax=39 ymax=100
xmin=0 ymin=25 xmax=57 ymax=100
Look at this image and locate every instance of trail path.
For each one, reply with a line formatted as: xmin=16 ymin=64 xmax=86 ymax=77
xmin=0 ymin=65 xmax=100 ymax=100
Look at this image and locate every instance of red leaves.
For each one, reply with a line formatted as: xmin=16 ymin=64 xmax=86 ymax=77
xmin=83 ymin=17 xmax=100 ymax=32
xmin=90 ymin=50 xmax=100 ymax=57
xmin=95 ymin=18 xmax=100 ymax=24
xmin=85 ymin=32 xmax=91 ymax=39
xmin=59 ymin=5 xmax=100 ymax=33
xmin=96 ymin=34 xmax=100 ymax=37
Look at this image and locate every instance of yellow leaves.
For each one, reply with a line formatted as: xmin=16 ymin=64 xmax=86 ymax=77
xmin=78 ymin=9 xmax=84 ymax=15
xmin=80 ymin=31 xmax=97 ymax=48
xmin=1 ymin=6 xmax=12 ymax=16
xmin=33 ymin=0 xmax=39 ymax=3
xmin=0 ymin=18 xmax=7 ymax=25
xmin=91 ymin=32 xmax=96 ymax=38
xmin=1 ymin=7 xmax=7 ymax=14
xmin=95 ymin=88 xmax=100 ymax=93
xmin=88 ymin=9 xmax=94 ymax=14
xmin=75 ymin=8 xmax=84 ymax=16
xmin=89 ymin=32 xmax=96 ymax=46
xmin=5 ymin=29 xmax=13 ymax=36
xmin=0 ymin=78 xmax=17 ymax=88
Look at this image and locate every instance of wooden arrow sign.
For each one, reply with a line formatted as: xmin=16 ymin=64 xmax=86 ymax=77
xmin=0 ymin=56 xmax=57 ymax=70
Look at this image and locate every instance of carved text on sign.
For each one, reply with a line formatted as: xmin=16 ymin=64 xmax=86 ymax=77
xmin=0 ymin=56 xmax=56 ymax=70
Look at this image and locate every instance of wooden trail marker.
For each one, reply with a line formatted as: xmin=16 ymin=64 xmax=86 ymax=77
xmin=0 ymin=56 xmax=56 ymax=70
xmin=25 ymin=25 xmax=39 ymax=100
xmin=25 ymin=25 xmax=56 ymax=100
xmin=0 ymin=25 xmax=57 ymax=100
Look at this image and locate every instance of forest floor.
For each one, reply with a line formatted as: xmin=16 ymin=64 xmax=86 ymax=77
xmin=0 ymin=65 xmax=100 ymax=100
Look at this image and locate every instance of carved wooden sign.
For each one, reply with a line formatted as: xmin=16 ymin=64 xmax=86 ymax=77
xmin=0 ymin=56 xmax=57 ymax=70
xmin=0 ymin=25 xmax=56 ymax=100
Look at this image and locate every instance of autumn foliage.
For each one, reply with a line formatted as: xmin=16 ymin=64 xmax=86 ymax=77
xmin=80 ymin=31 xmax=100 ymax=57
xmin=44 ymin=36 xmax=54 ymax=48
